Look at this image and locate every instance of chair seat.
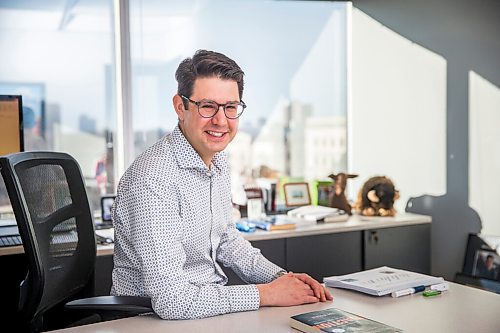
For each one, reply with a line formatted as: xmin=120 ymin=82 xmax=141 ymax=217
xmin=66 ymin=296 xmax=152 ymax=313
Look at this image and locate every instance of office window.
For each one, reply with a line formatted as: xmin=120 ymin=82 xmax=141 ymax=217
xmin=0 ymin=1 xmax=116 ymax=214
xmin=129 ymin=0 xmax=348 ymax=205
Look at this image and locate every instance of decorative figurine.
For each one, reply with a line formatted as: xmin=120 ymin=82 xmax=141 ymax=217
xmin=354 ymin=176 xmax=400 ymax=217
xmin=328 ymin=173 xmax=358 ymax=215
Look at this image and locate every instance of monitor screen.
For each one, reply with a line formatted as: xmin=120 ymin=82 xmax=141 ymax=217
xmin=0 ymin=95 xmax=24 ymax=218
xmin=0 ymin=95 xmax=24 ymax=156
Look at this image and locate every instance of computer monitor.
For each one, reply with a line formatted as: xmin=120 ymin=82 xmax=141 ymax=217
xmin=0 ymin=95 xmax=24 ymax=218
xmin=0 ymin=95 xmax=24 ymax=156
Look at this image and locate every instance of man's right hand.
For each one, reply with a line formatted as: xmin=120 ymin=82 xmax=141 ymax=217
xmin=256 ymin=273 xmax=332 ymax=307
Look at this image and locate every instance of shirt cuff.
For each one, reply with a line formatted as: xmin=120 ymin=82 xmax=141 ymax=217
xmin=227 ymin=284 xmax=260 ymax=313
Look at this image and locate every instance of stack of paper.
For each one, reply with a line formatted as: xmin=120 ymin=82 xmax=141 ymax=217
xmin=287 ymin=205 xmax=348 ymax=222
xmin=323 ymin=266 xmax=444 ymax=296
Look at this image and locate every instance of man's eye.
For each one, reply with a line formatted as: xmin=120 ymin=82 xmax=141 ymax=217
xmin=200 ymin=103 xmax=216 ymax=109
xmin=225 ymin=105 xmax=237 ymax=111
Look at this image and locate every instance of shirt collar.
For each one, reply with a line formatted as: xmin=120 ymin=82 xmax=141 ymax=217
xmin=171 ymin=125 xmax=226 ymax=172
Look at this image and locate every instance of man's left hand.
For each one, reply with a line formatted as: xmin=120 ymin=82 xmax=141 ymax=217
xmin=289 ymin=272 xmax=333 ymax=302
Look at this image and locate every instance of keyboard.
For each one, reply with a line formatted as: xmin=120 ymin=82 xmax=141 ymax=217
xmin=0 ymin=222 xmax=22 ymax=248
xmin=0 ymin=234 xmax=22 ymax=247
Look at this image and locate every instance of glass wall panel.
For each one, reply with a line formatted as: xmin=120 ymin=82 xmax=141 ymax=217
xmin=0 ymin=1 xmax=116 ymax=215
xmin=129 ymin=0 xmax=348 ymax=206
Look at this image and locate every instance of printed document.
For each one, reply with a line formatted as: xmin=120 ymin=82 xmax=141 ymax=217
xmin=323 ymin=266 xmax=444 ymax=296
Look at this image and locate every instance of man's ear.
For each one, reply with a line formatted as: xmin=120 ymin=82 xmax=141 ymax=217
xmin=173 ymin=94 xmax=185 ymax=121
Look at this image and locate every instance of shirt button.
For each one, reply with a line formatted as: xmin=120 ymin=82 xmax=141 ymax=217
xmin=206 ymin=171 xmax=213 ymax=177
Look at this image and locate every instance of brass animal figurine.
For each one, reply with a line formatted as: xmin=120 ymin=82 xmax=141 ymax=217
xmin=354 ymin=176 xmax=400 ymax=217
xmin=328 ymin=173 xmax=358 ymax=215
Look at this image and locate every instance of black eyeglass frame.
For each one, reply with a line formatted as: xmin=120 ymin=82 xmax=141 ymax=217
xmin=180 ymin=95 xmax=246 ymax=119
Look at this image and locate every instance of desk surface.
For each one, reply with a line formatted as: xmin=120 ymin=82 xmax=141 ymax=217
xmin=0 ymin=213 xmax=431 ymax=257
xmin=50 ymin=282 xmax=500 ymax=333
xmin=243 ymin=212 xmax=430 ymax=241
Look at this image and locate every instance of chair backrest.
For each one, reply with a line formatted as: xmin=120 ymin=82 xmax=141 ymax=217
xmin=0 ymin=151 xmax=96 ymax=328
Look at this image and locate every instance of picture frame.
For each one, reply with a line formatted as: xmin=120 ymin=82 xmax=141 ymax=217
xmin=283 ymin=182 xmax=311 ymax=207
xmin=100 ymin=195 xmax=116 ymax=223
xmin=311 ymin=180 xmax=333 ymax=207
xmin=472 ymin=249 xmax=500 ymax=281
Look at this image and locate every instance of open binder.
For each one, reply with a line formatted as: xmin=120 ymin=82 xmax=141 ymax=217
xmin=323 ymin=266 xmax=444 ymax=296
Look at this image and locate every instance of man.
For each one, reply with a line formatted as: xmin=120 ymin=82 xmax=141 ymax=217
xmin=477 ymin=254 xmax=498 ymax=280
xmin=111 ymin=49 xmax=332 ymax=320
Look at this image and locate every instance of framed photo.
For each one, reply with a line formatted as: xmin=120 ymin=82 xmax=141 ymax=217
xmin=100 ymin=195 xmax=116 ymax=223
xmin=312 ymin=180 xmax=333 ymax=207
xmin=472 ymin=249 xmax=500 ymax=281
xmin=283 ymin=182 xmax=311 ymax=207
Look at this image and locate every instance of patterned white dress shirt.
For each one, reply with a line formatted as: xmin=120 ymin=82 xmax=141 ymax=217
xmin=111 ymin=125 xmax=283 ymax=320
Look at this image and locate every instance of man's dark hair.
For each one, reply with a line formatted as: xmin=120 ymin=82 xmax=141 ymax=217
xmin=175 ymin=50 xmax=244 ymax=107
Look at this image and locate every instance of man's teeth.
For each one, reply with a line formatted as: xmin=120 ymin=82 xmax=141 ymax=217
xmin=207 ymin=131 xmax=224 ymax=137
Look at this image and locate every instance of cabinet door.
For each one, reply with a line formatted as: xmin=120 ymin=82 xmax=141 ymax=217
xmin=222 ymin=238 xmax=286 ymax=285
xmin=364 ymin=224 xmax=430 ymax=274
xmin=286 ymin=232 xmax=362 ymax=281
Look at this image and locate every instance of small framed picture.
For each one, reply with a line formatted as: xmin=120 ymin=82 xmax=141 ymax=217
xmin=283 ymin=182 xmax=311 ymax=207
xmin=312 ymin=180 xmax=333 ymax=207
xmin=100 ymin=195 xmax=116 ymax=222
xmin=472 ymin=249 xmax=500 ymax=280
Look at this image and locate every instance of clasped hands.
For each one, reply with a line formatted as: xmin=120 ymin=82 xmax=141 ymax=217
xmin=257 ymin=272 xmax=333 ymax=307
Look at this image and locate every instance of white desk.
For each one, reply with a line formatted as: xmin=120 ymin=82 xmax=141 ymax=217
xmin=242 ymin=212 xmax=430 ymax=241
xmin=95 ymin=212 xmax=432 ymax=259
xmin=0 ymin=213 xmax=431 ymax=256
xmin=0 ymin=213 xmax=433 ymax=297
xmin=49 ymin=282 xmax=500 ymax=333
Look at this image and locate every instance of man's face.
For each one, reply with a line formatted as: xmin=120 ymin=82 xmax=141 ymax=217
xmin=486 ymin=257 xmax=494 ymax=269
xmin=174 ymin=77 xmax=240 ymax=166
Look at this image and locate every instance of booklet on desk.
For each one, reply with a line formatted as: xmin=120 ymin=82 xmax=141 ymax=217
xmin=323 ymin=266 xmax=444 ymax=296
xmin=243 ymin=216 xmax=296 ymax=231
xmin=290 ymin=307 xmax=402 ymax=333
xmin=287 ymin=205 xmax=348 ymax=222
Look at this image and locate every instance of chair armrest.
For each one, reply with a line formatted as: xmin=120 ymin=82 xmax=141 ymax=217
xmin=66 ymin=296 xmax=152 ymax=314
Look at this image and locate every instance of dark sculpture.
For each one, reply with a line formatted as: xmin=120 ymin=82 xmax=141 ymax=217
xmin=354 ymin=176 xmax=400 ymax=217
xmin=328 ymin=173 xmax=358 ymax=215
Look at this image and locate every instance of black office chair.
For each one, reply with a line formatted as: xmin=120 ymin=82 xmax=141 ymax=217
xmin=0 ymin=151 xmax=152 ymax=332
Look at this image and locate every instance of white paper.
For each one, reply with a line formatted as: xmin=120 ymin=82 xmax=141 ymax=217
xmin=323 ymin=266 xmax=444 ymax=296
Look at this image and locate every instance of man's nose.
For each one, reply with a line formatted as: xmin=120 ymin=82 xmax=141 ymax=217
xmin=211 ymin=105 xmax=228 ymax=125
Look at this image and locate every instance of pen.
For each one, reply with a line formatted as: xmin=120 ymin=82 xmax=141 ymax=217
xmin=391 ymin=285 xmax=426 ymax=298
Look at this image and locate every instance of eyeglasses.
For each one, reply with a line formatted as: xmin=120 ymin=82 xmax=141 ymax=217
xmin=180 ymin=95 xmax=246 ymax=119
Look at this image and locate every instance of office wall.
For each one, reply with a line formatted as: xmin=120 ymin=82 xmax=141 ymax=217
xmin=351 ymin=0 xmax=500 ymax=280
xmin=350 ymin=8 xmax=447 ymax=216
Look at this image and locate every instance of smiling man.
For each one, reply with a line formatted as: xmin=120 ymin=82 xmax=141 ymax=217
xmin=111 ymin=50 xmax=332 ymax=320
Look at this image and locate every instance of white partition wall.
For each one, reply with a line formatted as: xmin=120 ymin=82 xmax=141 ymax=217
xmin=349 ymin=8 xmax=447 ymax=212
xmin=469 ymin=71 xmax=500 ymax=236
